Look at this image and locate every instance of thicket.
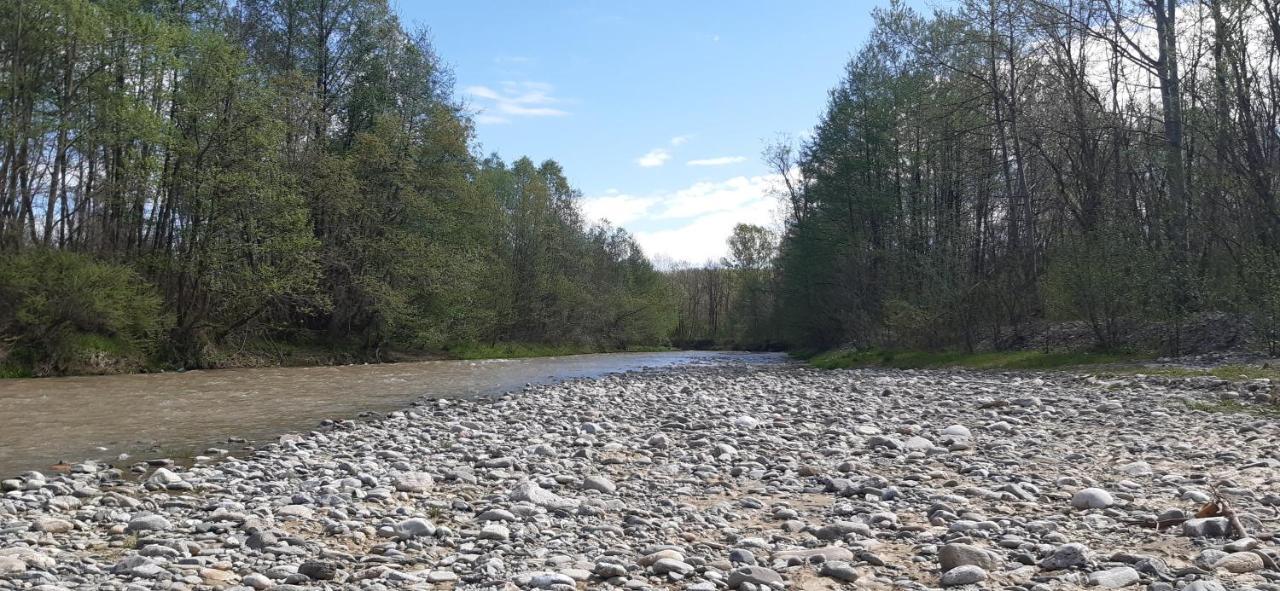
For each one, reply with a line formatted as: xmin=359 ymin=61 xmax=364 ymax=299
xmin=0 ymin=0 xmax=673 ymax=375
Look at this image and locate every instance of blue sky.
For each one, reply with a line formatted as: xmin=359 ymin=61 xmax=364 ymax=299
xmin=399 ymin=1 xmax=935 ymax=265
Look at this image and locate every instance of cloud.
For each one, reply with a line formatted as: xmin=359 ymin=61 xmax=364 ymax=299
xmin=465 ymin=81 xmax=569 ymax=124
xmin=636 ymin=148 xmax=671 ymax=168
xmin=580 ymin=194 xmax=658 ymax=225
xmin=687 ymin=156 xmax=746 ymax=167
xmin=580 ymin=173 xmax=786 ymax=265
xmin=670 ymin=135 xmax=691 ymax=146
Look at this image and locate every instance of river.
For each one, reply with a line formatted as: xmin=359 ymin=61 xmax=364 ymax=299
xmin=0 ymin=351 xmax=783 ymax=477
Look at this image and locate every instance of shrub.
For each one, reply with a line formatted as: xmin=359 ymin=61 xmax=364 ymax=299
xmin=0 ymin=250 xmax=170 ymax=375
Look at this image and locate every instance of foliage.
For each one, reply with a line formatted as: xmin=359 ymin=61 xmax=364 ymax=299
xmin=0 ymin=251 xmax=170 ymax=374
xmin=772 ymin=0 xmax=1280 ymax=357
xmin=0 ymin=0 xmax=677 ymax=375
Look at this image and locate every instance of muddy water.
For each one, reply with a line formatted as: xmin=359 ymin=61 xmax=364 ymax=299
xmin=0 ymin=351 xmax=779 ymax=477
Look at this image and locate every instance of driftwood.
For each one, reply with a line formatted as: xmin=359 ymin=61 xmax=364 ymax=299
xmin=1121 ymin=483 xmax=1250 ymax=538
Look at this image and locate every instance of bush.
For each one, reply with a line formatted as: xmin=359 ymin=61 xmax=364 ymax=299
xmin=0 ymin=250 xmax=170 ymax=375
xmin=1042 ymin=231 xmax=1151 ymax=350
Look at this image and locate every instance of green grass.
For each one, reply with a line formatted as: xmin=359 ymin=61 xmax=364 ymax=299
xmin=1185 ymin=398 xmax=1280 ymax=417
xmin=807 ymin=348 xmax=1145 ymax=371
xmin=447 ymin=342 xmax=674 ymax=360
xmin=1105 ymin=363 xmax=1280 ymax=381
xmin=0 ymin=362 xmax=33 ymax=378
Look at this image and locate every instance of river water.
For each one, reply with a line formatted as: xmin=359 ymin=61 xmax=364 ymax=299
xmin=0 ymin=351 xmax=780 ymax=477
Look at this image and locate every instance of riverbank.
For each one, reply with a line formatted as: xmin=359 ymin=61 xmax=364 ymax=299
xmin=2 ymin=360 xmax=1278 ymax=590
xmin=0 ymin=341 xmax=677 ymax=380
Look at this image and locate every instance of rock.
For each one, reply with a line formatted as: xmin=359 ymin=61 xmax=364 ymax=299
xmin=773 ymin=547 xmax=855 ymax=564
xmin=1179 ymin=582 xmax=1226 ymax=591
xmin=0 ymin=556 xmax=26 ymax=574
xmin=479 ymin=523 xmax=510 ymax=541
xmin=1212 ymin=552 xmax=1264 ymax=573
xmin=1182 ymin=517 xmax=1231 ymax=539
xmin=392 ymin=472 xmax=433 ymax=493
xmin=727 ymin=566 xmax=784 ymax=588
xmin=904 ymin=436 xmax=934 ymax=451
xmin=819 ymin=561 xmax=859 ymax=582
xmin=1040 ymin=543 xmax=1089 ymax=570
xmin=1223 ymin=538 xmax=1259 ymax=552
xmin=1071 ymin=488 xmax=1114 ymax=509
xmin=1119 ymin=461 xmax=1153 ymax=476
xmin=126 ymin=515 xmax=172 ymax=532
xmin=941 ymin=565 xmax=988 ymax=586
xmin=941 ymin=424 xmax=971 ymax=437
xmin=582 ymin=475 xmax=616 ymax=493
xmin=939 ymin=543 xmax=1001 ymax=572
xmin=651 ymin=558 xmax=695 ymax=576
xmin=529 ymin=572 xmax=576 ymax=588
xmin=646 ymin=433 xmax=670 ymax=448
xmin=298 ymin=561 xmax=337 ymax=581
xmin=396 ymin=517 xmax=435 ymax=538
xmin=30 ymin=517 xmax=74 ymax=533
xmin=509 ymin=481 xmax=579 ymax=510
xmin=640 ymin=549 xmax=684 ymax=566
xmin=1087 ymin=566 xmax=1139 ymax=588
xmin=242 ymin=573 xmax=273 ymax=590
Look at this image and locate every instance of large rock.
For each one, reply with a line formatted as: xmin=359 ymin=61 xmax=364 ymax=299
xmin=728 ymin=566 xmax=784 ymax=588
xmin=1087 ymin=566 xmax=1139 ymax=588
xmin=30 ymin=517 xmax=73 ymax=534
xmin=1071 ymin=488 xmax=1114 ymax=509
xmin=298 ymin=561 xmax=337 ymax=581
xmin=1040 ymin=543 xmax=1090 ymax=570
xmin=1212 ymin=552 xmax=1264 ymax=573
xmin=939 ymin=543 xmax=1001 ymax=572
xmin=581 ymin=475 xmax=616 ymax=494
xmin=941 ymin=565 xmax=987 ymax=586
xmin=509 ymin=481 xmax=579 ymax=510
xmin=392 ymin=472 xmax=433 ymax=493
xmin=126 ymin=515 xmax=172 ymax=533
xmin=1182 ymin=517 xmax=1231 ymax=539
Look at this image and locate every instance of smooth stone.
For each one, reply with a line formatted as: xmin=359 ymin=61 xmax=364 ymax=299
xmin=727 ymin=566 xmax=783 ymax=589
xmin=939 ymin=543 xmax=1001 ymax=572
xmin=1071 ymin=488 xmax=1114 ymax=509
xmin=1087 ymin=566 xmax=1139 ymax=588
xmin=941 ymin=565 xmax=987 ymax=586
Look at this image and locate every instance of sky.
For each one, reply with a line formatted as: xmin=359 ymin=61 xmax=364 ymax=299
xmin=398 ymin=1 xmax=935 ymax=266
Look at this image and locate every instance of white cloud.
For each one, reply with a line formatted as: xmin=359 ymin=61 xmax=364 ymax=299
xmin=580 ymin=194 xmax=658 ymax=225
xmin=687 ymin=156 xmax=746 ymax=167
xmin=670 ymin=135 xmax=691 ymax=146
xmin=465 ymin=81 xmax=569 ymax=124
xmin=636 ymin=148 xmax=671 ymax=168
xmin=580 ymin=173 xmax=786 ymax=265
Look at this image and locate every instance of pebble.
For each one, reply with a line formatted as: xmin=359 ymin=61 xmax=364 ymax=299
xmin=0 ymin=359 xmax=1276 ymax=590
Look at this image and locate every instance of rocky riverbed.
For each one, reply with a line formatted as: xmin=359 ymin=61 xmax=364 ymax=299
xmin=2 ymin=360 xmax=1279 ymax=591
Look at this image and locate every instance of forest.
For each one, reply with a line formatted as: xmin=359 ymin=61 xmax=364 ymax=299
xmin=754 ymin=0 xmax=1280 ymax=357
xmin=5 ymin=0 xmax=1280 ymax=376
xmin=0 ymin=0 xmax=673 ymax=375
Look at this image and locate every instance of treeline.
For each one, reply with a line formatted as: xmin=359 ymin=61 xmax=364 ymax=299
xmin=0 ymin=0 xmax=671 ymax=375
xmin=770 ymin=0 xmax=1280 ymax=355
xmin=667 ymin=223 xmax=782 ymax=350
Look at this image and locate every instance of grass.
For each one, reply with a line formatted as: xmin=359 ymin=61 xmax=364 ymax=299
xmin=806 ymin=348 xmax=1146 ymax=371
xmin=447 ymin=342 xmax=674 ymax=360
xmin=1185 ymin=398 xmax=1280 ymax=417
xmin=1104 ymin=363 xmax=1280 ymax=382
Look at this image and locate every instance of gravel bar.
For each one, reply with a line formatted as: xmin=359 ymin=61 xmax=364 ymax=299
xmin=2 ymin=359 xmax=1279 ymax=590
